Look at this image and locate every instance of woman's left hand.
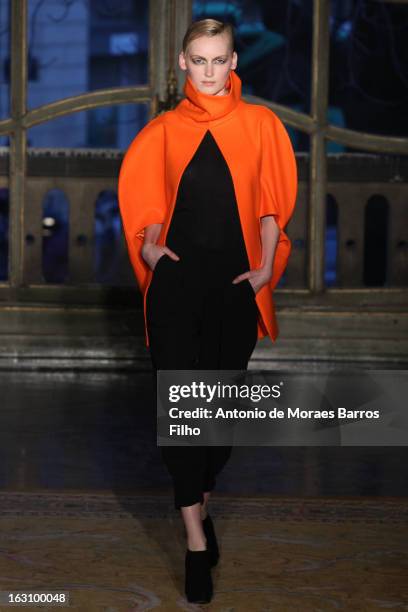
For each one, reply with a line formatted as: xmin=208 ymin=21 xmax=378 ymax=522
xmin=232 ymin=268 xmax=271 ymax=295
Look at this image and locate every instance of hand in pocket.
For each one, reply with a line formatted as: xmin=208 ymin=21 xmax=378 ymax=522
xmin=141 ymin=243 xmax=180 ymax=271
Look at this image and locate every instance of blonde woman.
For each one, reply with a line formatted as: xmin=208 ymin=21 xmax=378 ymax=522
xmin=118 ymin=18 xmax=297 ymax=604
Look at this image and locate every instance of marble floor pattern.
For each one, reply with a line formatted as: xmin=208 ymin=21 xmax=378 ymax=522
xmin=0 ymin=371 xmax=406 ymax=611
xmin=0 ymin=493 xmax=407 ymax=611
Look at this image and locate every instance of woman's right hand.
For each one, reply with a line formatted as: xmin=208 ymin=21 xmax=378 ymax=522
xmin=141 ymin=243 xmax=180 ymax=271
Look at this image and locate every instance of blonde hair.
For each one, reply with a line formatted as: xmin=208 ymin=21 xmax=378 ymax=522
xmin=182 ymin=19 xmax=235 ymax=55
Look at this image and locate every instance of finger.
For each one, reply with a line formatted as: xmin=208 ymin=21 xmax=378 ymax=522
xmin=232 ymin=276 xmax=246 ymax=284
xmin=163 ymin=248 xmax=180 ymax=261
xmin=233 ymin=272 xmax=252 ymax=284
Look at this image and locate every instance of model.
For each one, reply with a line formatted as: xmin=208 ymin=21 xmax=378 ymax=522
xmin=118 ymin=18 xmax=298 ymax=605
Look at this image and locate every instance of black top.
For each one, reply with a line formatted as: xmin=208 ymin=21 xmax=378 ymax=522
xmin=166 ymin=130 xmax=250 ymax=278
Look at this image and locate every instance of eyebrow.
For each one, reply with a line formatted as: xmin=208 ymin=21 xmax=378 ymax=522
xmin=190 ymin=54 xmax=228 ymax=59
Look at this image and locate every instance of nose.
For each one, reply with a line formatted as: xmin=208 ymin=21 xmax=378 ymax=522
xmin=204 ymin=63 xmax=214 ymax=78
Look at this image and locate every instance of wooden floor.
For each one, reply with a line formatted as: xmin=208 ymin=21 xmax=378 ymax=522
xmin=0 ymin=370 xmax=407 ymax=610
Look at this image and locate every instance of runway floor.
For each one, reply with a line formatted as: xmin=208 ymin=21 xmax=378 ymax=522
xmin=0 ymin=370 xmax=406 ymax=610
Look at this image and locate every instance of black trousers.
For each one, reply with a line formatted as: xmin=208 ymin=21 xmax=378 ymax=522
xmin=147 ymin=246 xmax=258 ymax=509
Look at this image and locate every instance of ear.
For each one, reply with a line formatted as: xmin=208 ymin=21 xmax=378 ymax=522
xmin=178 ymin=51 xmax=187 ymax=71
xmin=231 ymin=51 xmax=238 ymax=70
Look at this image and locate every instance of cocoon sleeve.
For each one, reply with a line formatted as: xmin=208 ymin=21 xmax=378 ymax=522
xmin=118 ymin=119 xmax=167 ymax=293
xmin=259 ymin=109 xmax=298 ymax=290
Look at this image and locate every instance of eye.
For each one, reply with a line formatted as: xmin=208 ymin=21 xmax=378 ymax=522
xmin=191 ymin=58 xmax=226 ymax=64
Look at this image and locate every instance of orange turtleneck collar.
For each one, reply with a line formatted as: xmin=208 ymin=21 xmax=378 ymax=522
xmin=175 ymin=69 xmax=242 ymax=123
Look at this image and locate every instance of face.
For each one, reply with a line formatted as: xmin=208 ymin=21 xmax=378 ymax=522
xmin=179 ymin=32 xmax=238 ymax=96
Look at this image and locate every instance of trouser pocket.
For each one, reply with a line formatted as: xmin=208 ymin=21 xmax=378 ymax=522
xmin=244 ymin=278 xmax=256 ymax=297
xmin=146 ymin=255 xmax=183 ymax=326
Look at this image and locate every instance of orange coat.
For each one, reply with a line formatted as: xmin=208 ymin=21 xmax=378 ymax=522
xmin=118 ymin=69 xmax=298 ymax=348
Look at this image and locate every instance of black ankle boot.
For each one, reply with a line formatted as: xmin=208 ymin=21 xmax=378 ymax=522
xmin=184 ymin=548 xmax=213 ymax=604
xmin=202 ymin=514 xmax=219 ymax=567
